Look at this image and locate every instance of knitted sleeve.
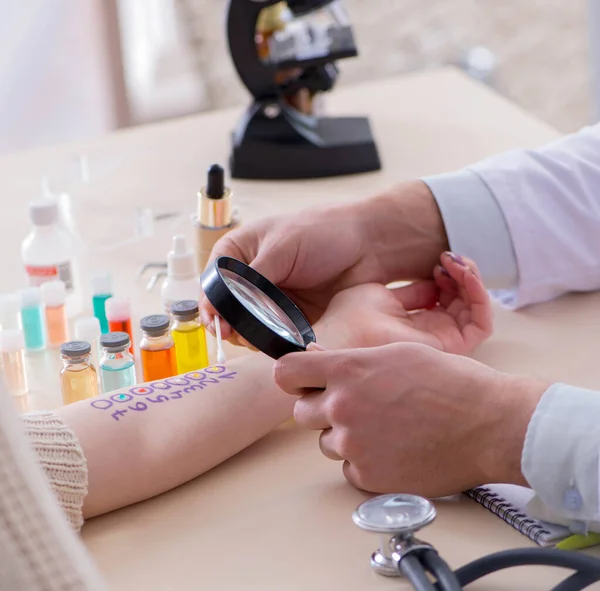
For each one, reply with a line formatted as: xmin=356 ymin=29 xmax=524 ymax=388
xmin=20 ymin=411 xmax=88 ymax=531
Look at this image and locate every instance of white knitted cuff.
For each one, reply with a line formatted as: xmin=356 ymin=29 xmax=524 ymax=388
xmin=21 ymin=411 xmax=88 ymax=531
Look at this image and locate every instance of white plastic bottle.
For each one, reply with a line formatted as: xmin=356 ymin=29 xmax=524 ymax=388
xmin=161 ymin=235 xmax=201 ymax=313
xmin=21 ymin=198 xmax=81 ymax=317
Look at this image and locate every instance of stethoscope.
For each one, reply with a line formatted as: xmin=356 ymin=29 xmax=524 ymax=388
xmin=352 ymin=493 xmax=600 ymax=591
xmin=201 ymin=257 xmax=600 ymax=591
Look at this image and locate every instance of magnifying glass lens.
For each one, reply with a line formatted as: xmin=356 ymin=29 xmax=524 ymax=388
xmin=221 ymin=269 xmax=305 ymax=347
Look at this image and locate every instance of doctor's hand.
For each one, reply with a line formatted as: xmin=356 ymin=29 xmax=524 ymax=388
xmin=200 ymin=181 xmax=447 ymax=345
xmin=316 ymin=251 xmax=492 ymax=355
xmin=274 ymin=343 xmax=548 ymax=497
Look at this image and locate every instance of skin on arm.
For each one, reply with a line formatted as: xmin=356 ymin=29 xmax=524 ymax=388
xmin=57 ymin=356 xmax=292 ymax=519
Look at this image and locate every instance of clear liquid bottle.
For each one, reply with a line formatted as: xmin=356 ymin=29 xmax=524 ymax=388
xmin=41 ymin=280 xmax=68 ymax=347
xmin=60 ymin=341 xmax=98 ymax=405
xmin=171 ymin=300 xmax=209 ymax=373
xmin=20 ymin=287 xmax=46 ymax=351
xmin=0 ymin=329 xmax=28 ymax=396
xmin=21 ymin=198 xmax=81 ymax=318
xmin=99 ymin=332 xmax=136 ymax=393
xmin=140 ymin=314 xmax=177 ymax=381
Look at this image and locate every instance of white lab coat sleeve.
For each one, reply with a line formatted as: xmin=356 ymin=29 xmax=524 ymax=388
xmin=424 ymin=123 xmax=600 ymax=309
xmin=522 ymin=383 xmax=600 ymax=534
xmin=422 ymin=170 xmax=519 ymax=291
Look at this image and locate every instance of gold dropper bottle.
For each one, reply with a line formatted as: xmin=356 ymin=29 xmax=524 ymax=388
xmin=192 ymin=164 xmax=240 ymax=274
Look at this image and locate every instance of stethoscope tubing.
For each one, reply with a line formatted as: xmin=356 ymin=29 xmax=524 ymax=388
xmin=396 ymin=547 xmax=600 ymax=591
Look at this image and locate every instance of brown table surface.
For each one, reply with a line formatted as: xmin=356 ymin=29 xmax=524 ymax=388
xmin=1 ymin=67 xmax=598 ymax=589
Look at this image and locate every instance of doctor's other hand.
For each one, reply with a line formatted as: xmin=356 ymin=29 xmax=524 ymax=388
xmin=317 ymin=252 xmax=492 ymax=355
xmin=274 ymin=343 xmax=549 ymax=497
xmin=200 ymin=181 xmax=448 ymax=344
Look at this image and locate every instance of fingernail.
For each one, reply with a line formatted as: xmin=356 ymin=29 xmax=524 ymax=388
xmin=436 ymin=264 xmax=451 ymax=277
xmin=444 ymin=251 xmax=465 ymax=266
xmin=307 ymin=342 xmax=326 ymax=351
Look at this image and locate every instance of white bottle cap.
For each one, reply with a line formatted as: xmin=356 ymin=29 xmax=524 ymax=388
xmin=75 ymin=316 xmax=101 ymax=343
xmin=40 ymin=280 xmax=67 ymax=307
xmin=167 ymin=235 xmax=196 ymax=279
xmin=29 ymin=199 xmax=59 ymax=226
xmin=0 ymin=293 xmax=22 ymax=329
xmin=104 ymin=296 xmax=131 ymax=321
xmin=90 ymin=272 xmax=113 ymax=296
xmin=20 ymin=287 xmax=42 ymax=308
xmin=0 ymin=329 xmax=25 ymax=352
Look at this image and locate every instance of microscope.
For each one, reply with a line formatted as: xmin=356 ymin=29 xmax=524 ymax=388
xmin=226 ymin=0 xmax=381 ymax=180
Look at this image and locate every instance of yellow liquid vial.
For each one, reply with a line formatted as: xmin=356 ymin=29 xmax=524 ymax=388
xmin=60 ymin=366 xmax=98 ymax=405
xmin=172 ymin=324 xmax=209 ymax=374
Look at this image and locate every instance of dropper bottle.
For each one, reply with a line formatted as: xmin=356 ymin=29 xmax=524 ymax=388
xmin=161 ymin=235 xmax=200 ymax=314
xmin=192 ymin=164 xmax=240 ymax=274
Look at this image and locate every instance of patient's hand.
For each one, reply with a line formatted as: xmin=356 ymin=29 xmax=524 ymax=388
xmin=316 ymin=252 xmax=492 ymax=355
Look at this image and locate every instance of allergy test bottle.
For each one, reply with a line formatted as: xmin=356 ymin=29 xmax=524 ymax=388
xmin=41 ymin=280 xmax=68 ymax=347
xmin=171 ymin=300 xmax=209 ymax=373
xmin=20 ymin=287 xmax=46 ymax=351
xmin=99 ymin=332 xmax=136 ymax=393
xmin=90 ymin=272 xmax=113 ymax=334
xmin=21 ymin=198 xmax=81 ymax=317
xmin=140 ymin=314 xmax=177 ymax=381
xmin=104 ymin=297 xmax=134 ymax=354
xmin=0 ymin=329 xmax=28 ymax=397
xmin=60 ymin=341 xmax=98 ymax=405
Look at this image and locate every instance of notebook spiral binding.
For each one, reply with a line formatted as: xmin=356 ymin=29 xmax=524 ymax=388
xmin=466 ymin=486 xmax=552 ymax=544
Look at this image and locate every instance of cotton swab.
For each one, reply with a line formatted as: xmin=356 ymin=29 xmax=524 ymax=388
xmin=214 ymin=315 xmax=226 ymax=364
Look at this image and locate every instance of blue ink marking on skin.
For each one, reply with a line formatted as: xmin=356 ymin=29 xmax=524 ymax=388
xmin=146 ymin=395 xmax=169 ymax=403
xmin=198 ymin=377 xmax=218 ymax=385
xmin=169 ymin=390 xmax=183 ymax=399
xmin=111 ymin=392 xmax=133 ymax=403
xmin=205 ymin=365 xmax=225 ymax=374
xmin=128 ymin=401 xmax=148 ymax=411
xmin=91 ymin=399 xmax=113 ymax=410
xmin=219 ymin=372 xmax=237 ymax=380
xmin=151 ymin=381 xmax=170 ymax=390
xmin=165 ymin=376 xmax=190 ymax=386
xmin=130 ymin=386 xmax=155 ymax=396
xmin=184 ymin=371 xmax=206 ymax=381
xmin=111 ymin=409 xmax=127 ymax=421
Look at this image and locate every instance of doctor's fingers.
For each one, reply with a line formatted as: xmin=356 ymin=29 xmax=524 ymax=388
xmin=274 ymin=350 xmax=348 ymax=395
xmin=293 ymin=390 xmax=332 ymax=430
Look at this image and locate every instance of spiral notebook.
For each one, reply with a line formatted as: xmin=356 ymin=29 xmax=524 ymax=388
xmin=466 ymin=484 xmax=571 ymax=547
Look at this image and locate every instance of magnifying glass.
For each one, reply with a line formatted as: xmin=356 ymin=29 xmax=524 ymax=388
xmin=201 ymin=256 xmax=316 ymax=359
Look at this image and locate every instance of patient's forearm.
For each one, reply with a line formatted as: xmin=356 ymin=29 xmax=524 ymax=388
xmin=57 ymin=354 xmax=290 ymax=519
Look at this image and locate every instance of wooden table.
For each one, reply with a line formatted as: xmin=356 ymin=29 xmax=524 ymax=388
xmin=1 ymin=68 xmax=598 ymax=589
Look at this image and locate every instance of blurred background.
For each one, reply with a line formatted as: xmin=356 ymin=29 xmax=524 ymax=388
xmin=0 ymin=0 xmax=595 ymax=155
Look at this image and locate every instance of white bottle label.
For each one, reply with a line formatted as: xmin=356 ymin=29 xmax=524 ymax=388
xmin=25 ymin=261 xmax=74 ymax=291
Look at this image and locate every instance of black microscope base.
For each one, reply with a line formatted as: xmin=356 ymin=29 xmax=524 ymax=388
xmin=230 ymin=116 xmax=381 ymax=180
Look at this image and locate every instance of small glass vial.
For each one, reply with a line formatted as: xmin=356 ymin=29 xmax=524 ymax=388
xmin=171 ymin=300 xmax=209 ymax=374
xmin=90 ymin=272 xmax=113 ymax=334
xmin=74 ymin=316 xmax=101 ymax=376
xmin=99 ymin=331 xmax=136 ymax=393
xmin=60 ymin=341 xmax=98 ymax=405
xmin=20 ymin=287 xmax=46 ymax=351
xmin=41 ymin=280 xmax=68 ymax=347
xmin=0 ymin=329 xmax=28 ymax=396
xmin=0 ymin=293 xmax=22 ymax=330
xmin=105 ymin=297 xmax=134 ymax=355
xmin=140 ymin=314 xmax=177 ymax=381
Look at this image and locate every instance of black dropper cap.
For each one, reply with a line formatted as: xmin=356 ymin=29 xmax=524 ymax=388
xmin=206 ymin=164 xmax=225 ymax=199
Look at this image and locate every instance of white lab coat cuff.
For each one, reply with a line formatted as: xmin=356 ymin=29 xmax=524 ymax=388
xmin=422 ymin=170 xmax=519 ymax=291
xmin=522 ymin=383 xmax=600 ymax=533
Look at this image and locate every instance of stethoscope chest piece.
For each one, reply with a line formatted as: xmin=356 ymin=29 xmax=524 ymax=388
xmin=352 ymin=494 xmax=437 ymax=578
